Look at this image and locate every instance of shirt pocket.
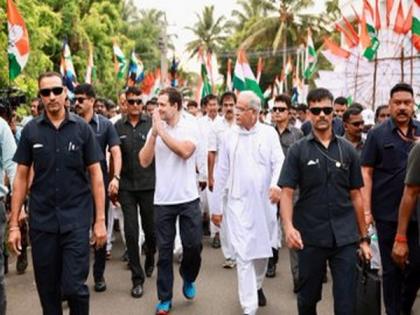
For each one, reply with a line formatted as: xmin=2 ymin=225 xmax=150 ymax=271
xmin=32 ymin=146 xmax=49 ymax=171
xmin=302 ymin=162 xmax=322 ymax=188
xmin=381 ymin=143 xmax=399 ymax=170
xmin=64 ymin=143 xmax=83 ymax=169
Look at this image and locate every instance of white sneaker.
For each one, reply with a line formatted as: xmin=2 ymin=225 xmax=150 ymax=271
xmin=222 ymin=258 xmax=236 ymax=269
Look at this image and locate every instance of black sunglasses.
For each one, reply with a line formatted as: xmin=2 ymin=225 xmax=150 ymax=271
xmin=271 ymin=107 xmax=288 ymax=113
xmin=309 ymin=107 xmax=334 ymax=116
xmin=127 ymin=99 xmax=143 ymax=105
xmin=349 ymin=121 xmax=364 ymax=127
xmin=39 ymin=87 xmax=64 ymax=97
xmin=75 ymin=97 xmax=87 ymax=104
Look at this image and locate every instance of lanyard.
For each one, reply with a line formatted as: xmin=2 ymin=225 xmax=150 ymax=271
xmin=312 ymin=140 xmax=344 ymax=169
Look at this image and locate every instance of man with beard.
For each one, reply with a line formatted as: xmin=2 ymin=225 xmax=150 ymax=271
xmin=279 ymin=88 xmax=371 ymax=315
xmin=74 ymin=83 xmax=122 ymax=292
xmin=361 ymin=83 xmax=420 ymax=315
xmin=140 ymin=87 xmax=202 ymax=315
xmin=208 ymin=91 xmax=237 ymax=268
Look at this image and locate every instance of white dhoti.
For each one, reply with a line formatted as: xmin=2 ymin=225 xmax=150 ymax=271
xmin=236 ymin=256 xmax=268 ymax=315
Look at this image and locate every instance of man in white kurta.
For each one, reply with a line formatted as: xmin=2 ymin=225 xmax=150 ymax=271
xmin=212 ymin=91 xmax=284 ymax=315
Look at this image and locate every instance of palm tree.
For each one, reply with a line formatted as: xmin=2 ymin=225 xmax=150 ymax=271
xmin=185 ymin=5 xmax=227 ymax=57
xmin=230 ymin=0 xmax=276 ymax=31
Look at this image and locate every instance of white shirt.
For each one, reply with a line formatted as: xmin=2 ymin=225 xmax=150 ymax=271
xmin=208 ymin=117 xmax=234 ymax=153
xmin=153 ymin=115 xmax=200 ymax=205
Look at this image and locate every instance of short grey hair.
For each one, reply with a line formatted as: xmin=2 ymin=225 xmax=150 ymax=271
xmin=240 ymin=91 xmax=261 ymax=113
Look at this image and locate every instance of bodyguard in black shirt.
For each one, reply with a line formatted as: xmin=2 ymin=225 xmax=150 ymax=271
xmin=8 ymin=72 xmax=106 ymax=315
xmin=278 ymin=88 xmax=371 ymax=315
xmin=74 ymin=83 xmax=122 ymax=293
xmin=115 ymin=87 xmax=156 ymax=298
xmin=361 ymin=83 xmax=420 ymax=315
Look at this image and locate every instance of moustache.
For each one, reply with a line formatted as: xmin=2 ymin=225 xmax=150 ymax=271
xmin=397 ymin=111 xmax=408 ymax=116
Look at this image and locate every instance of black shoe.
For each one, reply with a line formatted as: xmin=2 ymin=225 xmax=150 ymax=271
xmin=258 ymin=288 xmax=266 ymax=307
xmin=94 ymin=277 xmax=107 ymax=292
xmin=266 ymin=262 xmax=276 ymax=278
xmin=145 ymin=255 xmax=154 ymax=277
xmin=211 ymin=235 xmax=221 ymax=249
xmin=16 ymin=249 xmax=28 ymax=274
xmin=131 ymin=284 xmax=143 ymax=298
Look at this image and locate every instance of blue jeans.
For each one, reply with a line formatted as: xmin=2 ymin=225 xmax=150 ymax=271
xmin=0 ymin=201 xmax=7 ymax=314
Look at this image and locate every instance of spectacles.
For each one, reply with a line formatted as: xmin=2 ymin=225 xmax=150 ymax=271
xmin=75 ymin=97 xmax=87 ymax=104
xmin=39 ymin=87 xmax=64 ymax=97
xmin=271 ymin=107 xmax=288 ymax=113
xmin=309 ymin=107 xmax=334 ymax=116
xmin=349 ymin=120 xmax=364 ymax=127
xmin=127 ymin=99 xmax=143 ymax=105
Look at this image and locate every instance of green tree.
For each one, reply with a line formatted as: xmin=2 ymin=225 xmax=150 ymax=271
xmin=185 ymin=5 xmax=227 ymax=57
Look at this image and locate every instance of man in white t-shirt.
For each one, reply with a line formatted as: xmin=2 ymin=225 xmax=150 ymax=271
xmin=139 ymin=87 xmax=202 ymax=315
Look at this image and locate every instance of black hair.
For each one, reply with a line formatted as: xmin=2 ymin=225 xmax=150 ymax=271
xmin=203 ymin=94 xmax=218 ymax=106
xmin=343 ymin=106 xmax=363 ymax=123
xmin=274 ymin=94 xmax=292 ymax=109
xmin=74 ymin=83 xmax=96 ymax=98
xmin=37 ymin=71 xmax=64 ymax=87
xmin=125 ymin=87 xmax=142 ymax=96
xmin=348 ymin=102 xmax=364 ymax=111
xmin=159 ymin=87 xmax=183 ymax=111
xmin=390 ymin=83 xmax=414 ymax=98
xmin=220 ymin=92 xmax=236 ymax=104
xmin=297 ymin=103 xmax=307 ymax=112
xmin=375 ymin=105 xmax=389 ymax=122
xmin=334 ymin=96 xmax=348 ymax=106
xmin=187 ymin=100 xmax=198 ymax=107
xmin=105 ymin=99 xmax=116 ymax=111
xmin=146 ymin=99 xmax=157 ymax=106
xmin=306 ymin=88 xmax=334 ymax=107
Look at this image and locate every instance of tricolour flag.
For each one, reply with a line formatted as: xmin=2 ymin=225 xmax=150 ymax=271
xmin=226 ymin=58 xmax=233 ymax=91
xmin=285 ymin=56 xmax=293 ymax=76
xmin=199 ymin=49 xmax=212 ymax=99
xmin=127 ymin=51 xmax=144 ymax=87
xmin=360 ymin=0 xmax=380 ymax=61
xmin=113 ymin=42 xmax=127 ymax=80
xmin=256 ymin=57 xmax=263 ymax=84
xmin=322 ymin=37 xmax=351 ymax=65
xmin=85 ymin=45 xmax=95 ymax=84
xmin=303 ymin=30 xmax=317 ymax=79
xmin=7 ymin=0 xmax=30 ymax=81
xmin=60 ymin=39 xmax=77 ymax=92
xmin=232 ymin=50 xmax=264 ymax=99
xmin=413 ymin=0 xmax=420 ymax=50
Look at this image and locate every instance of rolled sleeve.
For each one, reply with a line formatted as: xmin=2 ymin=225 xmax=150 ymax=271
xmin=83 ymin=124 xmax=103 ymax=166
xmin=13 ymin=124 xmax=32 ymax=166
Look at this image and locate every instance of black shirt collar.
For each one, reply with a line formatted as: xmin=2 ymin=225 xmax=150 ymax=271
xmin=122 ymin=114 xmax=147 ymax=125
xmin=37 ymin=111 xmax=77 ymax=125
xmin=307 ymin=130 xmax=338 ymax=144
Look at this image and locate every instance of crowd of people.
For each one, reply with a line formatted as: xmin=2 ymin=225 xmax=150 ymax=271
xmin=0 ymin=70 xmax=419 ymax=315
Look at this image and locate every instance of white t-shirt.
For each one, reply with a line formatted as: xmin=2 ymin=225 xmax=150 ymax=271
xmin=153 ymin=115 xmax=200 ymax=205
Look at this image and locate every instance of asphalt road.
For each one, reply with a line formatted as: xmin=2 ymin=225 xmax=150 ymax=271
xmin=6 ymin=235 xmax=420 ymax=315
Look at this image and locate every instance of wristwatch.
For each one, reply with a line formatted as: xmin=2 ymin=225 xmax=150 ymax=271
xmin=114 ymin=175 xmax=120 ymax=181
xmin=359 ymin=236 xmax=371 ymax=245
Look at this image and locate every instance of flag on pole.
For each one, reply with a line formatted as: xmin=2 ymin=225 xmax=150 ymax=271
xmin=170 ymin=56 xmax=179 ymax=87
xmin=394 ymin=0 xmax=406 ymax=33
xmin=402 ymin=3 xmax=413 ymax=34
xmin=413 ymin=0 xmax=420 ymax=50
xmin=85 ymin=45 xmax=95 ymax=84
xmin=256 ymin=57 xmax=264 ymax=84
xmin=113 ymin=42 xmax=127 ymax=80
xmin=127 ymin=51 xmax=144 ymax=87
xmin=60 ymin=39 xmax=77 ymax=92
xmin=322 ymin=37 xmax=351 ymax=65
xmin=232 ymin=50 xmax=264 ymax=99
xmin=141 ymin=72 xmax=155 ymax=96
xmin=303 ymin=30 xmax=317 ymax=79
xmin=285 ymin=56 xmax=293 ymax=76
xmin=199 ymin=49 xmax=212 ymax=99
xmin=226 ymin=58 xmax=233 ymax=91
xmin=7 ymin=0 xmax=30 ymax=81
xmin=360 ymin=0 xmax=380 ymax=61
xmin=152 ymin=68 xmax=162 ymax=96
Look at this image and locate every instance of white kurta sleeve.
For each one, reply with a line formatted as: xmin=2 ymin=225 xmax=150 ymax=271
xmin=195 ymin=119 xmax=208 ymax=182
xmin=269 ymin=128 xmax=284 ymax=188
xmin=212 ymin=133 xmax=230 ymax=215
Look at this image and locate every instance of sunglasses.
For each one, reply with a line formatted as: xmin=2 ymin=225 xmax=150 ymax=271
xmin=349 ymin=121 xmax=364 ymax=127
xmin=75 ymin=97 xmax=87 ymax=104
xmin=271 ymin=107 xmax=288 ymax=113
xmin=127 ymin=99 xmax=143 ymax=105
xmin=39 ymin=87 xmax=64 ymax=97
xmin=309 ymin=107 xmax=334 ymax=116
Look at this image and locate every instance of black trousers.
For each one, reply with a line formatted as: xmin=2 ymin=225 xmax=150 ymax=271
xmin=30 ymin=227 xmax=90 ymax=315
xmin=155 ymin=198 xmax=202 ymax=301
xmin=297 ymin=243 xmax=357 ymax=315
xmin=93 ymin=198 xmax=109 ymax=281
xmin=119 ymin=189 xmax=156 ymax=286
xmin=376 ymin=220 xmax=420 ymax=315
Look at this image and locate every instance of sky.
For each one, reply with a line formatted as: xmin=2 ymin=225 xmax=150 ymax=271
xmin=134 ymin=0 xmax=327 ymax=70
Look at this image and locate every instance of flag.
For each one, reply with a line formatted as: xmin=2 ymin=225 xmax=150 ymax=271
xmin=113 ymin=42 xmax=127 ymax=80
xmin=127 ymin=51 xmax=144 ymax=87
xmin=141 ymin=72 xmax=155 ymax=95
xmin=256 ymin=57 xmax=264 ymax=84
xmin=60 ymin=39 xmax=77 ymax=92
xmin=233 ymin=50 xmax=264 ymax=99
xmin=152 ymin=69 xmax=162 ymax=96
xmin=413 ymin=0 xmax=420 ymax=51
xmin=360 ymin=0 xmax=380 ymax=61
xmin=285 ymin=56 xmax=293 ymax=76
xmin=263 ymin=85 xmax=272 ymax=99
xmin=226 ymin=58 xmax=233 ymax=91
xmin=85 ymin=45 xmax=95 ymax=84
xmin=394 ymin=0 xmax=406 ymax=33
xmin=170 ymin=55 xmax=178 ymax=87
xmin=7 ymin=0 xmax=30 ymax=81
xmin=274 ymin=76 xmax=284 ymax=95
xmin=322 ymin=37 xmax=351 ymax=65
xmin=304 ymin=30 xmax=317 ymax=79
xmin=402 ymin=4 xmax=413 ymax=34
xmin=199 ymin=49 xmax=212 ymax=98
xmin=374 ymin=0 xmax=382 ymax=30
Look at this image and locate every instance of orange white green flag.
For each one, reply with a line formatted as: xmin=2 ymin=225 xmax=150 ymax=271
xmin=7 ymin=0 xmax=30 ymax=81
xmin=232 ymin=50 xmax=264 ymax=99
xmin=413 ymin=0 xmax=420 ymax=50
